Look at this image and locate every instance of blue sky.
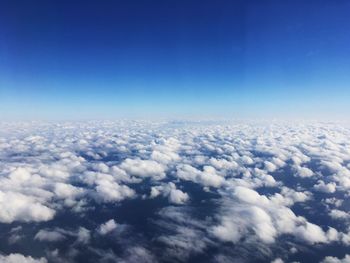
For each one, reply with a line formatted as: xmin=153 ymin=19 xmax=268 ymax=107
xmin=0 ymin=0 xmax=349 ymax=120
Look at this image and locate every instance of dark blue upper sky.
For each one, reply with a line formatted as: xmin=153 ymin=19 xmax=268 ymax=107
xmin=1 ymin=0 xmax=349 ymax=120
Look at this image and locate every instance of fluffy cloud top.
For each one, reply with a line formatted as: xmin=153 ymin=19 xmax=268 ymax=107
xmin=322 ymin=255 xmax=350 ymax=263
xmin=1 ymin=120 xmax=350 ymax=262
xmin=150 ymin=182 xmax=189 ymax=204
xmin=98 ymin=219 xmax=118 ymax=235
xmin=120 ymin=158 xmax=166 ymax=180
xmin=0 ymin=191 xmax=55 ymax=223
xmin=0 ymin=253 xmax=47 ymax=263
xmin=34 ymin=229 xmax=66 ymax=242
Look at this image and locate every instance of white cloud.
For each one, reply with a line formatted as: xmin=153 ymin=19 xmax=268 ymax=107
xmin=209 ymin=157 xmax=238 ymax=170
xmin=314 ymin=180 xmax=337 ymax=193
xmin=270 ymin=187 xmax=311 ymax=206
xmin=9 ymin=167 xmax=32 ymax=181
xmin=294 ymin=221 xmax=328 ymax=244
xmin=321 ymin=254 xmax=350 ymax=263
xmin=212 ymin=185 xmax=332 ymax=245
xmin=329 ymin=209 xmax=350 ymax=220
xmin=120 ymin=158 xmax=166 ymax=180
xmin=35 ymin=229 xmax=66 ymax=242
xmin=293 ymin=165 xmax=314 ymax=178
xmin=264 ymin=161 xmax=277 ymax=172
xmin=0 ymin=191 xmax=55 ymax=223
xmin=1 ymin=120 xmax=350 ymax=262
xmin=150 ymin=182 xmax=189 ymax=204
xmin=168 ymin=187 xmax=189 ymax=205
xmin=0 ymin=253 xmax=47 ymax=263
xmin=54 ymin=182 xmax=84 ymax=199
xmin=324 ymin=198 xmax=343 ymax=207
xmin=212 ymin=204 xmax=277 ymax=243
xmin=98 ymin=219 xmax=118 ymax=235
xmin=176 ymin=164 xmax=224 ymax=188
xmin=95 ymin=179 xmax=135 ymax=202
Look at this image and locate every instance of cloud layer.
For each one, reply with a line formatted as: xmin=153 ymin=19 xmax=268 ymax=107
xmin=0 ymin=120 xmax=350 ymax=262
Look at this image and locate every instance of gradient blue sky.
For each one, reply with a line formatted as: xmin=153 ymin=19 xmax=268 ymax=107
xmin=0 ymin=0 xmax=349 ymax=120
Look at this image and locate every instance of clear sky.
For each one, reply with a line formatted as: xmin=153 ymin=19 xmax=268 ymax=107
xmin=0 ymin=0 xmax=349 ymax=120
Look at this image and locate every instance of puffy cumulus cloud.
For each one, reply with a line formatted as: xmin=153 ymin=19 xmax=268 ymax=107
xmin=120 ymin=158 xmax=166 ymax=180
xmin=209 ymin=157 xmax=238 ymax=170
xmin=0 ymin=191 xmax=55 ymax=223
xmin=1 ymin=167 xmax=50 ymax=199
xmin=240 ymin=155 xmax=254 ymax=165
xmin=212 ymin=185 xmax=335 ymax=245
xmin=212 ymin=204 xmax=277 ymax=243
xmin=98 ymin=219 xmax=118 ymax=235
xmin=321 ymin=255 xmax=350 ymax=263
xmin=9 ymin=167 xmax=32 ymax=181
xmin=328 ymin=165 xmax=350 ymax=191
xmin=1 ymin=120 xmax=350 ymax=262
xmin=293 ymin=165 xmax=314 ymax=178
xmin=150 ymin=137 xmax=181 ymax=165
xmin=0 ymin=253 xmax=47 ymax=263
xmin=264 ymin=161 xmax=278 ymax=173
xmin=233 ymin=186 xmax=270 ymax=205
xmin=176 ymin=164 xmax=225 ymax=188
xmin=168 ymin=187 xmax=189 ymax=204
xmin=329 ymin=209 xmax=350 ymax=220
xmin=291 ymin=154 xmax=311 ymax=166
xmin=322 ymin=160 xmax=345 ymax=174
xmin=53 ymin=182 xmax=84 ymax=199
xmin=239 ymin=167 xmax=278 ymax=188
xmin=34 ymin=229 xmax=66 ymax=242
xmin=314 ymin=180 xmax=337 ymax=193
xmin=270 ymin=186 xmax=311 ymax=206
xmin=324 ymin=197 xmax=343 ymax=208
xmin=294 ymin=221 xmax=328 ymax=244
xmin=94 ymin=179 xmax=135 ymax=203
xmin=150 ymin=182 xmax=189 ymax=204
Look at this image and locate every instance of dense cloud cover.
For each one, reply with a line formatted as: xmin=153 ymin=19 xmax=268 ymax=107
xmin=0 ymin=120 xmax=350 ymax=262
